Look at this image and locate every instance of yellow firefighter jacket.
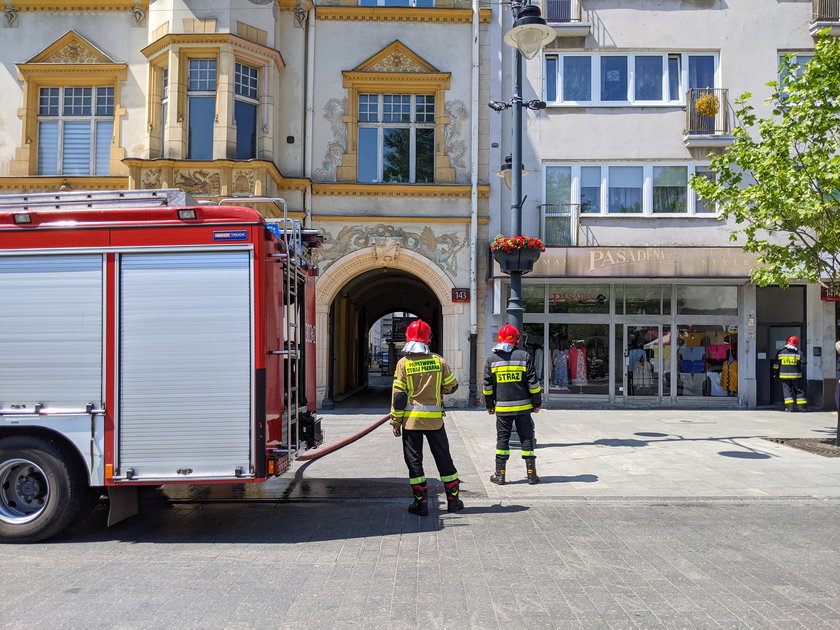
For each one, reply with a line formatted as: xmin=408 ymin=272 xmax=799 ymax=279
xmin=390 ymin=352 xmax=458 ymax=431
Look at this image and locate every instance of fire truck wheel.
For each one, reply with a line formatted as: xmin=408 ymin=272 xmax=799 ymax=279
xmin=0 ymin=436 xmax=90 ymax=544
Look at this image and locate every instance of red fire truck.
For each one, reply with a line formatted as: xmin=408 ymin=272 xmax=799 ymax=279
xmin=0 ymin=189 xmax=322 ymax=543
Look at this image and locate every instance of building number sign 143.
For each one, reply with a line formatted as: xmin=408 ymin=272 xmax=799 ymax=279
xmin=451 ymin=288 xmax=470 ymax=303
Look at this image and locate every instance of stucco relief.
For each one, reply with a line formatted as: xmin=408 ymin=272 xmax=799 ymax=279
xmin=45 ymin=40 xmax=108 ymax=64
xmin=444 ymin=99 xmax=469 ymax=183
xmin=312 ymin=97 xmax=347 ymax=182
xmin=174 ymin=169 xmax=220 ymax=195
xmin=142 ymin=168 xmax=162 ymax=189
xmin=367 ymin=53 xmax=427 ymax=73
xmin=314 ymin=223 xmax=466 ymax=276
xmin=233 ymin=170 xmax=255 ymax=195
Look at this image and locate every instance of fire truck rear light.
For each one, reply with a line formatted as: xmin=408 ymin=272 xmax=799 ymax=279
xmin=177 ymin=208 xmax=197 ymax=220
xmin=12 ymin=212 xmax=32 ymax=224
xmin=105 ymin=464 xmax=114 ymax=479
xmin=267 ymin=459 xmax=276 ymax=475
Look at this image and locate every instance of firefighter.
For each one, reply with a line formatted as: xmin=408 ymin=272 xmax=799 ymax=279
xmin=483 ymin=324 xmax=541 ymax=485
xmin=390 ymin=319 xmax=463 ymax=516
xmin=773 ymin=335 xmax=807 ymax=412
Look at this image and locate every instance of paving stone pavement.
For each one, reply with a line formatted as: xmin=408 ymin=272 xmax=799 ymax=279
xmin=2 ymin=406 xmax=840 ymax=630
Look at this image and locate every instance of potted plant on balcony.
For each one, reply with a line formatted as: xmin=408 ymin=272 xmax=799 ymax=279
xmin=490 ymin=234 xmax=546 ymax=273
xmin=694 ymin=92 xmax=720 ymax=118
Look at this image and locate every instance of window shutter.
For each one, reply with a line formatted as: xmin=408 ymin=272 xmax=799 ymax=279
xmin=37 ymin=121 xmax=59 ymax=175
xmin=95 ymin=121 xmax=113 ymax=176
xmin=62 ymin=121 xmax=92 ymax=176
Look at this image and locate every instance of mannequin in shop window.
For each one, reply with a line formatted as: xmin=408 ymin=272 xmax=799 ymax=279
xmin=627 ymin=339 xmax=646 ymax=396
xmin=721 ymin=334 xmax=738 ymax=397
xmin=633 ymin=353 xmax=654 ymax=392
xmin=552 ymin=341 xmax=569 ymax=389
xmin=569 ymin=341 xmax=588 ymax=388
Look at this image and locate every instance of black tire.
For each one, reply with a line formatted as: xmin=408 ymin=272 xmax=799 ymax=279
xmin=0 ymin=435 xmax=89 ymax=543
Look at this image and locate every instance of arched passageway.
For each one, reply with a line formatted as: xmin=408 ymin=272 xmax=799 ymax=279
xmin=326 ymin=268 xmax=441 ymax=406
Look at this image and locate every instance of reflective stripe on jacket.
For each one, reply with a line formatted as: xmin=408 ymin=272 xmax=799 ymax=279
xmin=483 ymin=348 xmax=541 ymax=415
xmin=773 ymin=346 xmax=804 ymax=379
xmin=391 ymin=352 xmax=458 ymax=430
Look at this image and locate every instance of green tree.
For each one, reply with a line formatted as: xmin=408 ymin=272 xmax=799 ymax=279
xmin=690 ymin=32 xmax=840 ymax=288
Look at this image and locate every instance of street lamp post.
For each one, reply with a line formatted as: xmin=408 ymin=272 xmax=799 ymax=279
xmin=491 ymin=0 xmax=556 ymax=332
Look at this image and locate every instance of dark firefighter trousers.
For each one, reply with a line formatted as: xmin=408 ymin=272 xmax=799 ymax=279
xmin=402 ymin=426 xmax=457 ymax=481
xmin=781 ymin=378 xmax=807 ymax=408
xmin=496 ymin=413 xmax=536 ymax=457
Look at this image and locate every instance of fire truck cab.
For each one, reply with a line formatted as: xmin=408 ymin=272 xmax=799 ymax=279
xmin=0 ymin=189 xmax=321 ymax=543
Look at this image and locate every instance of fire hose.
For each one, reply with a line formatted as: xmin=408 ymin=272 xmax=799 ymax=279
xmin=295 ymin=412 xmax=391 ymax=462
xmin=279 ymin=412 xmax=391 ymax=500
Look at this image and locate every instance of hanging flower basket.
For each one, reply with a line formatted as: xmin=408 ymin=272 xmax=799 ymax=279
xmin=490 ymin=234 xmax=545 ymax=274
xmin=694 ymin=92 xmax=720 ymax=118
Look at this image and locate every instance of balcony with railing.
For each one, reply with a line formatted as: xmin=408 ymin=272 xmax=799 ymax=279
xmin=541 ymin=203 xmax=580 ymax=246
xmin=683 ymin=88 xmax=735 ymax=148
xmin=542 ymin=0 xmax=590 ymax=37
xmin=811 ymin=0 xmax=840 ymax=35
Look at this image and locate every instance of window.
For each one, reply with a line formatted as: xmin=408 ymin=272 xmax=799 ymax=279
xmin=608 ymin=166 xmax=643 ymax=213
xmin=544 ymin=163 xmax=713 ymax=216
xmin=234 ymin=63 xmax=259 ymax=159
xmin=187 ymin=58 xmax=217 ymax=159
xmin=693 ymin=167 xmax=717 ymax=214
xmin=600 ymin=56 xmax=628 ymax=102
xmin=357 ymin=93 xmax=435 ymax=184
xmin=37 ymin=86 xmax=114 ymax=176
xmin=652 ymin=166 xmax=688 ymax=214
xmin=545 ymin=52 xmax=717 ymax=105
xmin=778 ymin=52 xmax=814 ymax=88
xmin=359 ymin=0 xmax=434 ymax=5
xmin=160 ymin=67 xmax=168 ymax=154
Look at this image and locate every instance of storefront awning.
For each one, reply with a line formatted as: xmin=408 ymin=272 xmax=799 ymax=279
xmin=491 ymin=247 xmax=759 ymax=279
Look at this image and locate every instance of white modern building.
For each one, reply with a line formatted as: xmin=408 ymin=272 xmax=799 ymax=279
xmin=486 ymin=0 xmax=840 ymax=408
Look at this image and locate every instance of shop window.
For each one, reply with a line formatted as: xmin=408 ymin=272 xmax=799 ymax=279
xmin=674 ymin=325 xmax=738 ymax=398
xmin=619 ymin=284 xmax=667 ymax=315
xmin=523 ymin=323 xmax=546 ymax=384
xmin=522 ymin=284 xmax=545 ymax=313
xmin=187 ymin=58 xmax=217 ymax=159
xmin=548 ymin=284 xmax=610 ymax=314
xmin=37 ymin=86 xmax=114 ymax=176
xmin=676 ymin=285 xmax=737 ymax=316
xmin=357 ymin=93 xmax=435 ymax=183
xmin=234 ymin=62 xmax=259 ymax=159
xmin=548 ymin=323 xmax=610 ymax=395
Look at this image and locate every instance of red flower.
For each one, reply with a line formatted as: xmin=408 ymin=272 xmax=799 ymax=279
xmin=489 ymin=234 xmax=545 ymax=252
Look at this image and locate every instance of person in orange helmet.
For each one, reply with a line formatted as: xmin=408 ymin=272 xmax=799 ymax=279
xmin=389 ymin=319 xmax=462 ymax=516
xmin=482 ymin=324 xmax=541 ymax=485
xmin=773 ymin=335 xmax=807 ymax=411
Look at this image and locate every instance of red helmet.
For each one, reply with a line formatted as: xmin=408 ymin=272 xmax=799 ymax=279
xmin=787 ymin=335 xmax=799 ymax=347
xmin=497 ymin=324 xmax=521 ymax=344
xmin=406 ymin=319 xmax=432 ymax=343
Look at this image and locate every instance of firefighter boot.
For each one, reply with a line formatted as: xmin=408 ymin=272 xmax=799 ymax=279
xmin=525 ymin=457 xmax=540 ymax=485
xmin=444 ymin=478 xmax=464 ymax=512
xmin=489 ymin=457 xmax=507 ymax=485
xmin=408 ymin=482 xmax=429 ymax=516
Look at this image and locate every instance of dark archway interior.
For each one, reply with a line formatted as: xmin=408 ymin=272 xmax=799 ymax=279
xmin=328 ymin=268 xmax=441 ymax=408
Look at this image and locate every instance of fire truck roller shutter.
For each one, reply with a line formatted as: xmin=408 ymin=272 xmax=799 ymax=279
xmin=117 ymin=251 xmax=252 ymax=480
xmin=0 ymin=254 xmax=105 ymax=542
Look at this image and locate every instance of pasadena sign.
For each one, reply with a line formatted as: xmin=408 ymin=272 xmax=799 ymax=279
xmin=492 ymin=247 xmax=758 ymax=279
